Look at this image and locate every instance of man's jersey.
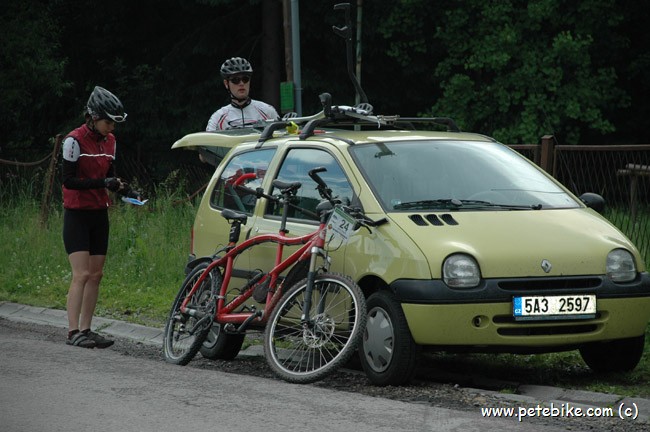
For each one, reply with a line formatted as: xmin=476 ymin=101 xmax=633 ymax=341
xmin=206 ymin=99 xmax=279 ymax=131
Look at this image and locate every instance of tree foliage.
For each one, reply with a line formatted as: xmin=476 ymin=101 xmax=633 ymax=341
xmin=0 ymin=0 xmax=71 ymax=151
xmin=416 ymin=0 xmax=628 ymax=144
xmin=1 ymin=0 xmax=648 ymax=172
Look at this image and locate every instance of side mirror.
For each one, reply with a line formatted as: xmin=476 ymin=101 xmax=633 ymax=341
xmin=579 ymin=192 xmax=605 ymax=214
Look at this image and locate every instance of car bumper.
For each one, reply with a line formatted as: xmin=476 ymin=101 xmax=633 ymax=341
xmin=392 ymin=272 xmax=650 ymax=347
xmin=391 ymin=272 xmax=650 ymax=303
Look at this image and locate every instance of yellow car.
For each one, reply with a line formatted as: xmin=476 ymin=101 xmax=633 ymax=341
xmin=173 ymin=104 xmax=650 ymax=386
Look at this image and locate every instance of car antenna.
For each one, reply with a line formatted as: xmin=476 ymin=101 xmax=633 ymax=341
xmin=332 ymin=3 xmax=368 ymax=105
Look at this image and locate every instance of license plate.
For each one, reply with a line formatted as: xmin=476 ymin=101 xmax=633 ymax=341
xmin=513 ymin=294 xmax=596 ymax=321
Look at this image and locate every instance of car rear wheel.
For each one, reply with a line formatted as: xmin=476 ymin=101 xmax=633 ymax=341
xmin=579 ymin=335 xmax=645 ymax=373
xmin=359 ymin=290 xmax=419 ymax=386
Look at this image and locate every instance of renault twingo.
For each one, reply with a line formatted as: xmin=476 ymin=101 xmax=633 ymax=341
xmin=173 ymin=102 xmax=650 ymax=386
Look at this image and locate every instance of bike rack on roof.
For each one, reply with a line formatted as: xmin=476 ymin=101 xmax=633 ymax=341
xmin=255 ymin=109 xmax=460 ymax=146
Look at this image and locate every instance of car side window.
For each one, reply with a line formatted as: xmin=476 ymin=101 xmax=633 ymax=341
xmin=210 ymin=148 xmax=276 ymax=214
xmin=265 ymin=148 xmax=353 ymax=221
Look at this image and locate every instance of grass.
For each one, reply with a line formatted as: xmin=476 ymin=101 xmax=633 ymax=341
xmin=0 ymin=175 xmax=196 ymax=327
xmin=1 ymin=178 xmax=650 ymax=398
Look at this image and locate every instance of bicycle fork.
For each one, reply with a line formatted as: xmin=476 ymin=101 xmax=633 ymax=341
xmin=300 ymin=246 xmax=330 ymax=323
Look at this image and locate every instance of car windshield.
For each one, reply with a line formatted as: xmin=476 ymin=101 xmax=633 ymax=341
xmin=349 ymin=139 xmax=579 ymax=211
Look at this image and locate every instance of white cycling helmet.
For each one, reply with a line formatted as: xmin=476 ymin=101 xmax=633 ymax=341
xmin=220 ymin=57 xmax=253 ymax=78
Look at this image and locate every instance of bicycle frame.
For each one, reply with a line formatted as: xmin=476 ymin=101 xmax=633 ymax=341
xmin=179 ymin=177 xmax=330 ymax=332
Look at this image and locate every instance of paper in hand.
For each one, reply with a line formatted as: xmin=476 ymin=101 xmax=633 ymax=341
xmin=121 ymin=197 xmax=148 ymax=206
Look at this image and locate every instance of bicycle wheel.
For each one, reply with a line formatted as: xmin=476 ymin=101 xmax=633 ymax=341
xmin=264 ymin=273 xmax=367 ymax=383
xmin=163 ymin=263 xmax=221 ymax=365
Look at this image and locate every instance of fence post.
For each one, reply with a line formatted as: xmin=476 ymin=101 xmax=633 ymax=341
xmin=39 ymin=134 xmax=63 ymax=227
xmin=540 ymin=135 xmax=554 ymax=174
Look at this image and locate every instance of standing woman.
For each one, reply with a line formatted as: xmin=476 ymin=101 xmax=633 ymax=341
xmin=62 ymin=86 xmax=138 ymax=348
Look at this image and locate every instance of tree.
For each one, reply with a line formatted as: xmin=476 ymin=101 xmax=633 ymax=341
xmin=0 ymin=0 xmax=71 ymax=153
xmin=428 ymin=0 xmax=629 ymax=144
xmin=380 ymin=0 xmax=629 ymax=144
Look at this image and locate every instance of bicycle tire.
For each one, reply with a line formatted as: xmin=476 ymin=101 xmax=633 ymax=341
xmin=263 ymin=273 xmax=367 ymax=383
xmin=163 ymin=263 xmax=220 ymax=365
xmin=200 ymin=323 xmax=245 ymax=360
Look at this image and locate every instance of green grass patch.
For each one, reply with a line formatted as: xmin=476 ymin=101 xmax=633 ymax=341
xmin=0 ymin=180 xmax=196 ymax=327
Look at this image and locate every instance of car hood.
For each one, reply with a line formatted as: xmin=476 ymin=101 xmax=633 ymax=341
xmin=387 ymin=209 xmax=640 ymax=278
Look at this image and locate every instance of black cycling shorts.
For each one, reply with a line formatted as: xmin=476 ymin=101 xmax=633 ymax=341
xmin=63 ymin=208 xmax=110 ymax=255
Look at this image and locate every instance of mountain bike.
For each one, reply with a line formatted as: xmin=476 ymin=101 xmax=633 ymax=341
xmin=163 ymin=167 xmax=376 ymax=383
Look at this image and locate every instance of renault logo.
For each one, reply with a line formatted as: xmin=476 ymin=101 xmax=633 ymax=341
xmin=541 ymin=259 xmax=552 ymax=273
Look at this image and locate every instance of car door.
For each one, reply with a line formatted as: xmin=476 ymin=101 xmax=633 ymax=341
xmin=248 ymin=146 xmax=356 ymax=280
xmin=193 ymin=147 xmax=277 ymax=291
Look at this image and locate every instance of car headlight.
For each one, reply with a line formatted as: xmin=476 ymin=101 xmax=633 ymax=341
xmin=443 ymin=254 xmax=481 ymax=288
xmin=606 ymin=249 xmax=636 ymax=282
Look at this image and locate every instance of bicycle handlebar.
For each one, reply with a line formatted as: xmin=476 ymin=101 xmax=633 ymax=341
xmin=308 ymin=167 xmax=334 ymax=202
xmin=233 ymin=172 xmax=257 ymax=187
xmin=340 ymin=205 xmax=388 ymax=230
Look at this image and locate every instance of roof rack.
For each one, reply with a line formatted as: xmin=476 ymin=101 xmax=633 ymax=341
xmin=256 ymin=98 xmax=460 ymax=145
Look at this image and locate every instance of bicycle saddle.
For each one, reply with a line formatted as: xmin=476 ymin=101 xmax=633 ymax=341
xmin=272 ymin=179 xmax=302 ymax=194
xmin=221 ymin=208 xmax=248 ymax=223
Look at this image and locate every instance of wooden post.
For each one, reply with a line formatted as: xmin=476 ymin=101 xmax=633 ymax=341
xmin=39 ymin=134 xmax=63 ymax=227
xmin=540 ymin=135 xmax=554 ymax=174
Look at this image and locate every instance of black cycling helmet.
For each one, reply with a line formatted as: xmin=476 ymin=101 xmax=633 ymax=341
xmin=87 ymin=86 xmax=127 ymax=122
xmin=220 ymin=57 xmax=253 ymax=78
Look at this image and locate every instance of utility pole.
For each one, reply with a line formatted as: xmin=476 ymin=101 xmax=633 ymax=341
xmin=355 ymin=0 xmax=363 ymax=106
xmin=291 ymin=0 xmax=302 ymax=115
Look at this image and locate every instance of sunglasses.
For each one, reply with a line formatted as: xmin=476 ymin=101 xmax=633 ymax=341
xmin=229 ymin=76 xmax=251 ymax=84
xmin=106 ymin=112 xmax=127 ymax=123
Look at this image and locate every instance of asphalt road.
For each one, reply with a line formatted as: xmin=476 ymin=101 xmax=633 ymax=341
xmin=0 ymin=318 xmax=569 ymax=432
xmin=1 ymin=303 xmax=648 ymax=432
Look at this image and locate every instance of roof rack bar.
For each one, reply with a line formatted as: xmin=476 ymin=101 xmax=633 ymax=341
xmin=299 ymin=118 xmax=331 ymax=140
xmin=256 ymin=121 xmax=290 ymax=147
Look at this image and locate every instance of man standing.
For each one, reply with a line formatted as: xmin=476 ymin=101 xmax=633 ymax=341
xmin=206 ymin=57 xmax=279 ymax=131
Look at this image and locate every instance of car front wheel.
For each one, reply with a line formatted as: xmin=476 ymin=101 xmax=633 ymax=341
xmin=359 ymin=290 xmax=419 ymax=386
xmin=579 ymin=335 xmax=645 ymax=373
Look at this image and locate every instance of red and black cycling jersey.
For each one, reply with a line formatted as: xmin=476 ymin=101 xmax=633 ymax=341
xmin=62 ymin=124 xmax=116 ymax=210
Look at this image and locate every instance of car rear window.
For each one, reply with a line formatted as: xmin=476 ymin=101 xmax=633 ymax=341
xmin=210 ymin=148 xmax=276 ymax=214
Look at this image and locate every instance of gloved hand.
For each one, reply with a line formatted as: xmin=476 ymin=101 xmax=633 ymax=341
xmin=104 ymin=177 xmax=122 ymax=192
xmin=125 ymin=188 xmax=142 ymax=200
